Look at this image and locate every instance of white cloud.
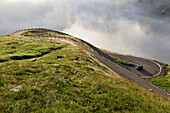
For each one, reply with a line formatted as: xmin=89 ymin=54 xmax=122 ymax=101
xmin=0 ymin=0 xmax=170 ymax=64
xmin=3 ymin=0 xmax=46 ymax=2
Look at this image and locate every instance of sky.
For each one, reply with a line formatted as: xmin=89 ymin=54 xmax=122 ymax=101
xmin=0 ymin=0 xmax=170 ymax=64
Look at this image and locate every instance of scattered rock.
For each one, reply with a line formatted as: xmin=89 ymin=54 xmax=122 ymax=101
xmin=30 ymin=59 xmax=36 ymax=62
xmin=10 ymin=85 xmax=22 ymax=92
xmin=54 ymin=63 xmax=60 ymax=66
xmin=57 ymin=56 xmax=64 ymax=58
xmin=149 ymin=89 xmax=154 ymax=92
xmin=166 ymin=79 xmax=170 ymax=81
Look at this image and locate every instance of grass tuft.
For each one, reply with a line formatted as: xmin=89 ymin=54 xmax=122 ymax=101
xmin=108 ymin=54 xmax=135 ymax=66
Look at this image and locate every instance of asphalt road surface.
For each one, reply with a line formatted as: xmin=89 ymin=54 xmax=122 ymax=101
xmin=106 ymin=52 xmax=166 ymax=78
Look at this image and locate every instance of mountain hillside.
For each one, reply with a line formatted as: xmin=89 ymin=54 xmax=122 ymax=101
xmin=0 ymin=30 xmax=169 ymax=112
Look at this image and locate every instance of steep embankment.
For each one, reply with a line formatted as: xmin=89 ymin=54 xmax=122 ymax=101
xmin=0 ymin=28 xmax=169 ymax=112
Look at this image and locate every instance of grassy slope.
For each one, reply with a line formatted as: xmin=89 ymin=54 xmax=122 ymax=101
xmin=0 ymin=36 xmax=169 ymax=113
xmin=152 ymin=74 xmax=170 ymax=93
xmin=22 ymin=32 xmax=135 ymax=66
xmin=146 ymin=61 xmax=170 ymax=93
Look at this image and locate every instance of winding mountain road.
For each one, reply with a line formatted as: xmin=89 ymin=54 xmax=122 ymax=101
xmin=106 ymin=52 xmax=166 ymax=78
xmin=10 ymin=28 xmax=170 ymax=100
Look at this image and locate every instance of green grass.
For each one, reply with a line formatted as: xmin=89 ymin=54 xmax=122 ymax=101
xmin=100 ymin=48 xmax=135 ymax=66
xmin=0 ymin=36 xmax=67 ymax=62
xmin=108 ymin=54 xmax=135 ymax=66
xmin=21 ymin=31 xmax=94 ymax=51
xmin=0 ymin=35 xmax=169 ymax=113
xmin=151 ymin=75 xmax=170 ymax=93
xmin=145 ymin=60 xmax=170 ymax=93
xmin=21 ymin=31 xmax=68 ymax=37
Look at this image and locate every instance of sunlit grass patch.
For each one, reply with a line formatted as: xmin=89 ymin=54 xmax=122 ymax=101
xmin=108 ymin=54 xmax=135 ymax=66
xmin=21 ymin=31 xmax=94 ymax=51
xmin=0 ymin=36 xmax=67 ymax=62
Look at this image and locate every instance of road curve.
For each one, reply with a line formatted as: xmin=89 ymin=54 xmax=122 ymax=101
xmin=10 ymin=28 xmax=170 ymax=101
xmin=106 ymin=52 xmax=166 ymax=78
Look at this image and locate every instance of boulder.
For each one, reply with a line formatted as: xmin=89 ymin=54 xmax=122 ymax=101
xmin=30 ymin=59 xmax=36 ymax=62
xmin=54 ymin=63 xmax=60 ymax=66
xmin=149 ymin=89 xmax=154 ymax=92
xmin=10 ymin=85 xmax=22 ymax=92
